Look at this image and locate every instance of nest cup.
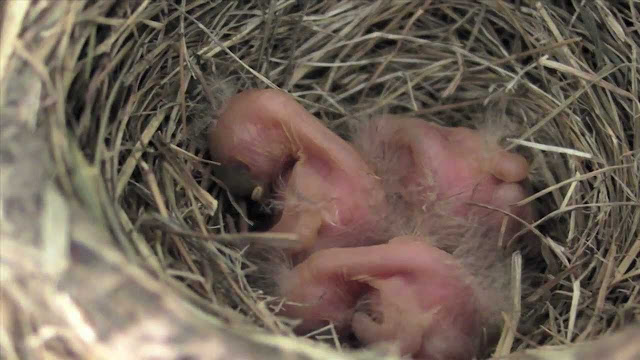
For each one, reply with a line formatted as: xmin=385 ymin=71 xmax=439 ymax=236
xmin=1 ymin=1 xmax=638 ymax=359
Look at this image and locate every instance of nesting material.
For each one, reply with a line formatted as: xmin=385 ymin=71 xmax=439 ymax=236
xmin=0 ymin=1 xmax=638 ymax=359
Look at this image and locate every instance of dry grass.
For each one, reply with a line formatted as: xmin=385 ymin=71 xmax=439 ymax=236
xmin=1 ymin=0 xmax=639 ymax=359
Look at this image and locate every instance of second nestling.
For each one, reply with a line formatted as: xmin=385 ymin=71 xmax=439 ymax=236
xmin=209 ymin=89 xmax=535 ymax=360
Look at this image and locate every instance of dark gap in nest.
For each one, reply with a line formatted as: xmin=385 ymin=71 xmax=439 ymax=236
xmin=372 ymin=38 xmax=400 ymax=55
xmin=367 ymin=16 xmax=400 ymax=33
xmin=247 ymin=156 xmax=299 ymax=232
xmin=454 ymin=26 xmax=474 ymax=45
xmin=617 ymin=7 xmax=636 ymax=30
xmin=160 ymin=6 xmax=190 ymax=35
xmin=215 ymin=154 xmax=299 ymax=234
xmin=67 ymin=25 xmax=120 ymax=152
xmin=577 ymin=43 xmax=601 ymax=76
xmin=553 ymin=0 xmax=580 ymax=13
xmin=424 ymin=4 xmax=461 ymax=29
xmin=498 ymin=31 xmax=522 ymax=56
xmin=220 ymin=192 xmax=275 ymax=234
xmin=244 ymin=201 xmax=275 ymax=232
xmin=299 ymin=66 xmax=332 ymax=83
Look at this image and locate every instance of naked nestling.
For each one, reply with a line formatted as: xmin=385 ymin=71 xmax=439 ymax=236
xmin=209 ymin=89 xmax=534 ymax=360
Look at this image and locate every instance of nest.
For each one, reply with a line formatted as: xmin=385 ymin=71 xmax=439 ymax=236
xmin=1 ymin=1 xmax=638 ymax=359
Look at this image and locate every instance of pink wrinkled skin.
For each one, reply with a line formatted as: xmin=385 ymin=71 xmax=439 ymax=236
xmin=209 ymin=89 xmax=533 ymax=360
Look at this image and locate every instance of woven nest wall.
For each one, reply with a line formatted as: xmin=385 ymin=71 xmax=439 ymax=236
xmin=1 ymin=1 xmax=639 ymax=359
